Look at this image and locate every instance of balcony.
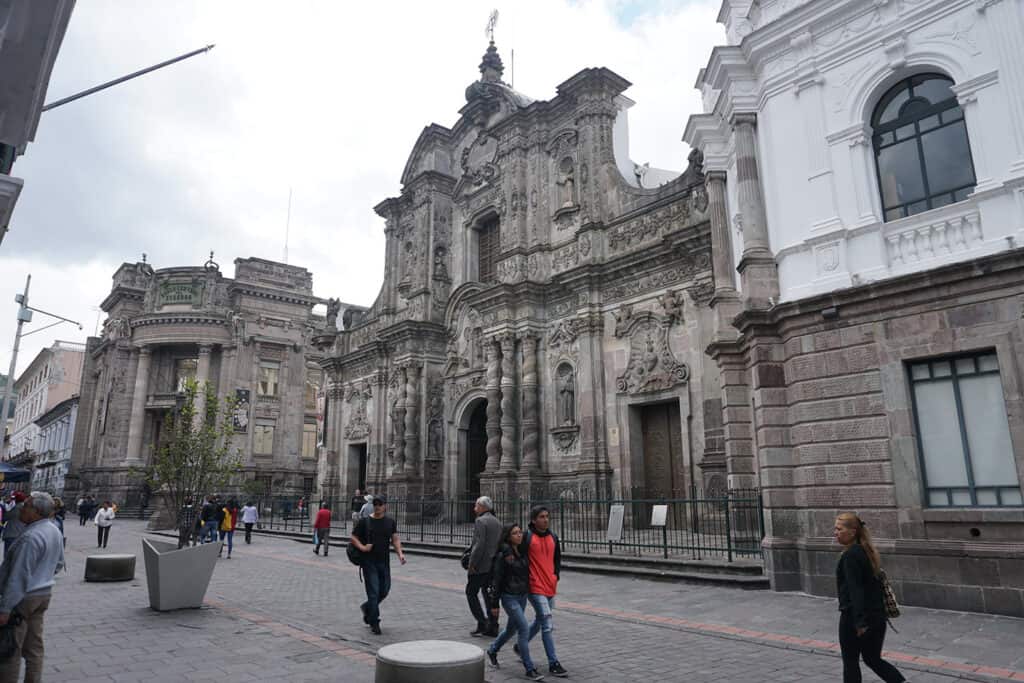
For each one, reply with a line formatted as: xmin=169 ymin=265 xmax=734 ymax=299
xmin=882 ymin=201 xmax=984 ymax=276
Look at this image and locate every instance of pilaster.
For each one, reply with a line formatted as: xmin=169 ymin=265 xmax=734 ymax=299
xmin=125 ymin=346 xmax=151 ymax=464
xmin=731 ymin=113 xmax=780 ymax=308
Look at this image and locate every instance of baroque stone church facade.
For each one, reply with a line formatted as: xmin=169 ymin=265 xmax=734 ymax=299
xmin=317 ymin=43 xmax=724 ymax=504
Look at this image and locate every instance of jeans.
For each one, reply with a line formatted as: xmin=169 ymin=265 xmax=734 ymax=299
xmin=314 ymin=528 xmax=330 ymax=554
xmin=96 ymin=525 xmax=111 ymax=548
xmin=0 ymin=594 xmax=51 ymax=683
xmin=839 ymin=611 xmax=905 ymax=683
xmin=361 ymin=560 xmax=391 ymax=626
xmin=202 ymin=520 xmax=218 ymax=543
xmin=219 ymin=530 xmax=234 ymax=556
xmin=466 ymin=571 xmax=496 ymax=631
xmin=488 ymin=593 xmax=537 ymax=673
xmin=527 ymin=594 xmax=559 ymax=667
xmin=244 ymin=523 xmax=254 ymax=543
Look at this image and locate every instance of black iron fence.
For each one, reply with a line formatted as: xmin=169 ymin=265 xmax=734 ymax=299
xmin=250 ymin=488 xmax=764 ymax=563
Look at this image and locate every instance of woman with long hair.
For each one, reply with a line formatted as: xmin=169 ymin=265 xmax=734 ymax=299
xmin=485 ymin=523 xmax=544 ymax=681
xmin=219 ymin=498 xmax=239 ymax=559
xmin=834 ymin=512 xmax=905 ymax=682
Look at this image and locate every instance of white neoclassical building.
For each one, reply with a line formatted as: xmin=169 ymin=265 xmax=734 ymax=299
xmin=685 ymin=0 xmax=1024 ymax=616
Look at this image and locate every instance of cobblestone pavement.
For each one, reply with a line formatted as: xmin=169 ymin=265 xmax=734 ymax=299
xmin=28 ymin=520 xmax=1024 ymax=682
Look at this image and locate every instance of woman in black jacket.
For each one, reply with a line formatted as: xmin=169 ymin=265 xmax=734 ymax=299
xmin=485 ymin=523 xmax=544 ymax=681
xmin=834 ymin=512 xmax=905 ymax=683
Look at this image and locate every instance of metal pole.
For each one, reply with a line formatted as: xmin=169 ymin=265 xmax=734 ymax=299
xmin=42 ymin=44 xmax=216 ymax=112
xmin=0 ymin=275 xmax=30 ymax=458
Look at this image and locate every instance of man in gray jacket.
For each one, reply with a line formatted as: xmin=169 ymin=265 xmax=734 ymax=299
xmin=0 ymin=491 xmax=65 ymax=683
xmin=466 ymin=495 xmax=502 ymax=637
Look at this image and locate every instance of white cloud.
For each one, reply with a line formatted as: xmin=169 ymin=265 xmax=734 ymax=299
xmin=0 ymin=0 xmax=723 ymax=377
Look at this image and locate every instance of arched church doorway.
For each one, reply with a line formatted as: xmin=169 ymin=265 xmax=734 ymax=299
xmin=466 ymin=400 xmax=488 ymax=500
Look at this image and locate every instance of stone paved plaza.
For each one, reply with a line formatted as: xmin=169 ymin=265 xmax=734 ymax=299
xmin=27 ymin=520 xmax=1024 ymax=682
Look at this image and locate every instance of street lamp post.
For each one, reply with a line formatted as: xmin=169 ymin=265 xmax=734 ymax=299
xmin=0 ymin=275 xmax=82 ymax=459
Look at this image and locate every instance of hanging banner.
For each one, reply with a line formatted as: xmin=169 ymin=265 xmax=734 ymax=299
xmin=233 ymin=389 xmax=250 ymax=432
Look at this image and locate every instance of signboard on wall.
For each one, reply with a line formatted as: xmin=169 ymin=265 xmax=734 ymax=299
xmin=233 ymin=389 xmax=250 ymax=432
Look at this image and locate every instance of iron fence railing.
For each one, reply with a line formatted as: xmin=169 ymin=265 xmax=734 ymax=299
xmin=249 ymin=488 xmax=764 ymax=562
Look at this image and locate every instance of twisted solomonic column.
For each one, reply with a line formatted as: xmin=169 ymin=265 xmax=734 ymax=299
xmin=519 ymin=332 xmax=540 ymax=472
xmin=484 ymin=339 xmax=502 ymax=472
xmin=403 ymin=363 xmax=420 ymax=476
xmin=393 ymin=367 xmax=407 ymax=473
xmin=498 ymin=334 xmax=518 ymax=472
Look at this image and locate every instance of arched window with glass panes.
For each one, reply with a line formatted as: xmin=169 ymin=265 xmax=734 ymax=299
xmin=872 ymin=73 xmax=977 ymax=222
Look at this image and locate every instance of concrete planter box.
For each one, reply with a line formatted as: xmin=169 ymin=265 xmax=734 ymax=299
xmin=142 ymin=538 xmax=220 ymax=611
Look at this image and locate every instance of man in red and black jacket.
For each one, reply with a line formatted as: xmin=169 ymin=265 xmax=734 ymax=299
xmin=521 ymin=505 xmax=569 ymax=678
xmin=313 ymin=502 xmax=331 ymax=556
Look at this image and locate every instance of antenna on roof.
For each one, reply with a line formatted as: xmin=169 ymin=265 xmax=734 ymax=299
xmin=283 ymin=187 xmax=292 ymax=265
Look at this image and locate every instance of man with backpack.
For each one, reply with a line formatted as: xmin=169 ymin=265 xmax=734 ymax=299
xmin=466 ymin=495 xmax=502 ymax=638
xmin=350 ymin=495 xmax=406 ymax=635
xmin=519 ymin=505 xmax=569 ymax=678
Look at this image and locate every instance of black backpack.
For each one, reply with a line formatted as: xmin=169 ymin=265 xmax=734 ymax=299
xmin=347 ymin=521 xmax=367 ymax=566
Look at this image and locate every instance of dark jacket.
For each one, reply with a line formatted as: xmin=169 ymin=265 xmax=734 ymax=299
xmin=522 ymin=526 xmax=561 ymax=579
xmin=488 ymin=543 xmax=530 ymax=609
xmin=836 ymin=542 xmax=886 ymax=629
xmin=468 ymin=511 xmax=502 ymax=575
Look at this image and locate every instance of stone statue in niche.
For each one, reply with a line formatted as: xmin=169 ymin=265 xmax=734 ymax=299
xmin=433 ymin=245 xmax=450 ymax=281
xmin=557 ymin=157 xmax=576 ymax=209
xmin=325 ymin=298 xmax=341 ymax=330
xmin=557 ymin=364 xmax=575 ymax=426
xmin=428 ymin=418 xmax=444 ymax=460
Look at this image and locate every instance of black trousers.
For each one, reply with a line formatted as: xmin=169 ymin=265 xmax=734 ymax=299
xmin=97 ymin=525 xmax=111 ymax=548
xmin=244 ymin=523 xmax=254 ymax=544
xmin=466 ymin=572 xmax=496 ymax=631
xmin=79 ymin=512 xmax=88 ymax=526
xmin=839 ymin=611 xmax=905 ymax=683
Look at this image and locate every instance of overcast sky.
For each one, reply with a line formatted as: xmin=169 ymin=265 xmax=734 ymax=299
xmin=0 ymin=0 xmax=723 ymax=381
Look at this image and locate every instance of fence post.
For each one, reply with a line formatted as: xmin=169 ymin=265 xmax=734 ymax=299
xmin=725 ymin=491 xmax=734 ymax=563
xmin=662 ymin=524 xmax=668 ymax=559
xmin=420 ymin=497 xmax=425 ymax=542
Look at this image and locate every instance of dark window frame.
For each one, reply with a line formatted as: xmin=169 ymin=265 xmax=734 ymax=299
xmin=871 ymin=73 xmax=977 ymax=222
xmin=477 ymin=217 xmax=500 ymax=284
xmin=907 ymin=350 xmax=1022 ymax=508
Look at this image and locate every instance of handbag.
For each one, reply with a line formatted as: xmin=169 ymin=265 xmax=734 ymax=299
xmin=0 ymin=611 xmax=23 ymax=661
xmin=878 ymin=569 xmax=901 ymax=619
xmin=460 ymin=545 xmax=472 ymax=570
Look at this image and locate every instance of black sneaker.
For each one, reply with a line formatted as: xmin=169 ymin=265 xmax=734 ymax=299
xmin=486 ymin=650 xmax=499 ymax=668
xmin=525 ymin=670 xmax=545 ymax=681
xmin=548 ymin=662 xmax=568 ymax=677
xmin=370 ymin=623 xmax=382 ymax=635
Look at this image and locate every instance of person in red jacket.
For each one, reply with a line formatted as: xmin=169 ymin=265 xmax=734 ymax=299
xmin=313 ymin=502 xmax=332 ymax=556
xmin=521 ymin=505 xmax=569 ymax=678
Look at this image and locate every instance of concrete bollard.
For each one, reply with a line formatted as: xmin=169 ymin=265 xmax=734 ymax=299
xmin=84 ymin=554 xmax=137 ymax=582
xmin=375 ymin=640 xmax=484 ymax=683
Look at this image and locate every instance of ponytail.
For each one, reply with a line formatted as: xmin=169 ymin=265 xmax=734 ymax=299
xmin=836 ymin=511 xmax=881 ymax=576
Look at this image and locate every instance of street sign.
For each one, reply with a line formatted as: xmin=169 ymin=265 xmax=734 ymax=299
xmin=606 ymin=504 xmax=624 ymax=541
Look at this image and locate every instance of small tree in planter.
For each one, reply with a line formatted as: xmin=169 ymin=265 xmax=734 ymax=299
xmin=138 ymin=378 xmax=241 ymax=611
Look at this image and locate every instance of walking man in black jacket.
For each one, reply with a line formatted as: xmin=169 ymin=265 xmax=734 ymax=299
xmin=466 ymin=495 xmax=502 ymax=637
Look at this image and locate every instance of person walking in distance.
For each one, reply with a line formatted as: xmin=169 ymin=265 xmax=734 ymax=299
xmin=486 ymin=523 xmax=545 ymax=681
xmin=467 ymin=495 xmax=502 ymax=637
xmin=0 ymin=491 xmax=65 ymax=683
xmin=219 ymin=499 xmax=239 ymax=559
xmin=834 ymin=513 xmax=906 ymax=683
xmin=76 ymin=496 xmax=88 ymax=526
xmin=519 ymin=505 xmax=569 ymax=678
xmin=350 ymin=495 xmax=406 ymax=635
xmin=358 ymin=493 xmax=374 ymax=520
xmin=350 ymin=489 xmax=364 ymax=525
xmin=200 ymin=496 xmax=219 ymax=544
xmin=240 ymin=501 xmax=259 ymax=544
xmin=178 ymin=498 xmax=199 ymax=549
xmin=2 ymin=491 xmax=29 ymax=560
xmin=93 ymin=501 xmax=115 ymax=548
xmin=313 ymin=502 xmax=332 ymax=556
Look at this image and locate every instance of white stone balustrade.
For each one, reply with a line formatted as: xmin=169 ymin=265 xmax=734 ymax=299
xmin=883 ymin=205 xmax=983 ymax=271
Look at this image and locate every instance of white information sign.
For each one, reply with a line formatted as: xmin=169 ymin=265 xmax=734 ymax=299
xmin=650 ymin=504 xmax=668 ymax=527
xmin=606 ymin=504 xmax=625 ymax=541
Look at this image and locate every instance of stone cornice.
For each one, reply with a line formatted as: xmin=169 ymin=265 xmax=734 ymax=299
xmin=130 ymin=312 xmax=228 ymax=328
xmin=226 ymin=282 xmax=318 ymax=307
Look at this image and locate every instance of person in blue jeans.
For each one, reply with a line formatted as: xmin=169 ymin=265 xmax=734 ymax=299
xmin=486 ymin=523 xmax=544 ymax=681
xmin=350 ymin=495 xmax=406 ymax=635
xmin=519 ymin=506 xmax=568 ymax=678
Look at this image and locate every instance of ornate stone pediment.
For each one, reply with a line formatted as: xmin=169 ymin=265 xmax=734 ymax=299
xmin=615 ymin=312 xmax=689 ymax=395
xmin=457 ymin=130 xmax=500 ymax=193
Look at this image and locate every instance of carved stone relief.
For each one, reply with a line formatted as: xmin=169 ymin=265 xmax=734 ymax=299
xmin=615 ymin=312 xmax=689 ymax=395
xmin=344 ymin=383 xmax=372 ymax=440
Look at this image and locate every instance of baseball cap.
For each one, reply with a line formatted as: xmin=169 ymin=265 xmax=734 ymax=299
xmin=372 ymin=495 xmax=387 ymax=505
xmin=12 ymin=491 xmax=28 ymax=503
